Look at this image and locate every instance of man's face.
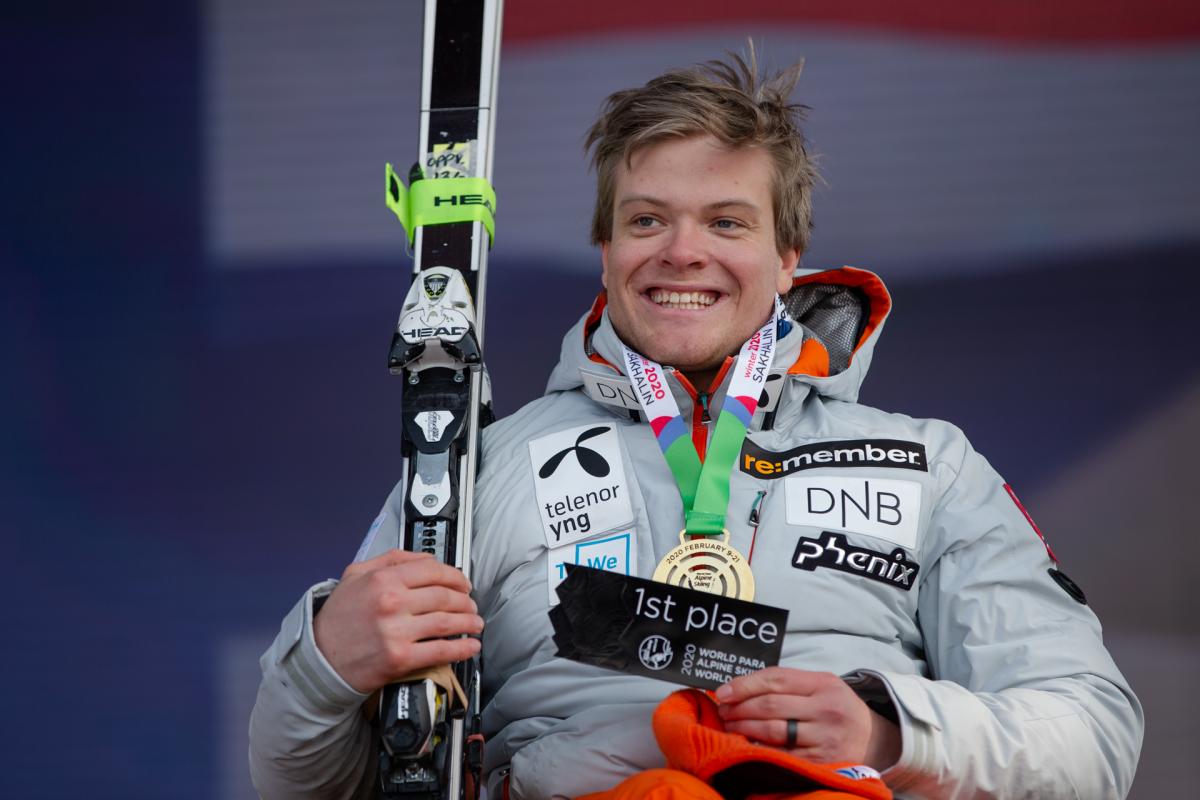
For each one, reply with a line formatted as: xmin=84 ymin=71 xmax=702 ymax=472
xmin=601 ymin=134 xmax=800 ymax=384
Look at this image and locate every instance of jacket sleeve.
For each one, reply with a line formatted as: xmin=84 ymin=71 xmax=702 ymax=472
xmin=248 ymin=581 xmax=376 ymax=799
xmin=852 ymin=435 xmax=1143 ymax=799
xmin=248 ymin=485 xmax=407 ymax=799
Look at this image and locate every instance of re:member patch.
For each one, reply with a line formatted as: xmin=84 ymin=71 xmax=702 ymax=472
xmin=741 ymin=438 xmax=928 ymax=479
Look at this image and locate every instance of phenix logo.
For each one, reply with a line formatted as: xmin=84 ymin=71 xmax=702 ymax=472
xmin=792 ymin=531 xmax=920 ymax=591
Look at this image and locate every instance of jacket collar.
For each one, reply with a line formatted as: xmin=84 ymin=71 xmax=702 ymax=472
xmin=569 ymin=298 xmax=807 ymax=430
xmin=544 ymin=266 xmax=894 ymax=414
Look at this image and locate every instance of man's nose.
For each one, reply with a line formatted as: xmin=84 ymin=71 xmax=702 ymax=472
xmin=659 ymin=221 xmax=706 ymax=268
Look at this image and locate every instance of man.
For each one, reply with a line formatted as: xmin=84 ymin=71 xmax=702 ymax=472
xmin=250 ymin=53 xmax=1142 ymax=798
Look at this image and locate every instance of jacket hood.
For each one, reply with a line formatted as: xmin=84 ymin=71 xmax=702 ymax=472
xmin=545 ymin=266 xmax=892 ymax=407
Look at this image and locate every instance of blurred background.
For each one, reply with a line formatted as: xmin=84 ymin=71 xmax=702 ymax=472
xmin=3 ymin=1 xmax=1198 ymax=797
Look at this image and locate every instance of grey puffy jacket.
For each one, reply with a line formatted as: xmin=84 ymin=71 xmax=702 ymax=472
xmin=249 ymin=267 xmax=1143 ymax=799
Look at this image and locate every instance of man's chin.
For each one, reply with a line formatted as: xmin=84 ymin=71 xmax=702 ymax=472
xmin=615 ymin=320 xmax=726 ymax=370
xmin=640 ymin=348 xmax=722 ymax=375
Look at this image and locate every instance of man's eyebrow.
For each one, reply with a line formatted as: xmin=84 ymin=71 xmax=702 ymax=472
xmin=704 ymin=199 xmax=759 ymax=213
xmin=616 ymin=194 xmax=666 ymax=208
xmin=616 ymin=195 xmax=761 ymax=212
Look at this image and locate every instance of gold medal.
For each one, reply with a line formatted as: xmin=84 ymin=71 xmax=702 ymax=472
xmin=652 ymin=530 xmax=755 ymax=601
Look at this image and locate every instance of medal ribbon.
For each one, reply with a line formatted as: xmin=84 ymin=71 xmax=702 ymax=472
xmin=621 ymin=298 xmax=781 ymax=536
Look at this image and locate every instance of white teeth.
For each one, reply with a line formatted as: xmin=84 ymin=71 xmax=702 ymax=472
xmin=648 ymin=289 xmax=717 ymax=308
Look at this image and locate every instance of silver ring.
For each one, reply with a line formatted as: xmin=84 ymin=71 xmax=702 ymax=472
xmin=786 ymin=718 xmax=799 ymax=748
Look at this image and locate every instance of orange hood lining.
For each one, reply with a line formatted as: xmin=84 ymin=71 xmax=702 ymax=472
xmin=788 ymin=267 xmax=891 ymax=375
xmin=581 ymin=290 xmax=619 ymax=372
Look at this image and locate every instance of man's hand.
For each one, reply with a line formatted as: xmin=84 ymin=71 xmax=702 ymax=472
xmin=312 ymin=549 xmax=484 ymax=694
xmin=714 ymin=667 xmax=900 ymax=770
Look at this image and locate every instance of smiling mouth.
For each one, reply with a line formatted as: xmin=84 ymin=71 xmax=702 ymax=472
xmin=647 ymin=289 xmax=719 ymax=309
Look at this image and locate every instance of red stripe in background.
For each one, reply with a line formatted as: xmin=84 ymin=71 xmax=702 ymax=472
xmin=504 ymin=0 xmax=1200 ymax=46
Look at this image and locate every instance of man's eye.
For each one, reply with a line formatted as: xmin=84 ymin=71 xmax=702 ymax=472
xmin=634 ymin=216 xmax=657 ymax=228
xmin=714 ymin=218 xmax=742 ymax=230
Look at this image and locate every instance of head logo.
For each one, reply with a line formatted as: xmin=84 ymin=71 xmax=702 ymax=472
xmin=637 ymin=635 xmax=674 ymax=670
xmin=538 ymin=426 xmax=612 ymax=479
xmin=423 ymin=273 xmax=449 ymax=301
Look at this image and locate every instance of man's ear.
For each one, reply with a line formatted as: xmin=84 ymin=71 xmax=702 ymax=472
xmin=777 ymin=246 xmax=802 ymax=294
xmin=600 ymin=241 xmax=611 ymax=289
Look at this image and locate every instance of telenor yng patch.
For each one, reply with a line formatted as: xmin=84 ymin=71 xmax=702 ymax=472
xmin=529 ymin=424 xmax=634 ymax=548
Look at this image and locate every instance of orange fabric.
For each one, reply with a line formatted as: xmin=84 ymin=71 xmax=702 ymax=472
xmin=577 ymin=769 xmax=724 ymax=800
xmin=578 ymin=770 xmax=874 ymax=800
xmin=565 ymin=689 xmax=897 ymax=798
xmin=674 ymin=356 xmax=735 ymax=462
xmin=652 ymin=690 xmax=892 ymax=800
xmin=788 ymin=267 xmax=891 ymax=370
xmin=786 ymin=337 xmax=830 ymax=378
xmin=583 ymin=291 xmax=620 ymax=371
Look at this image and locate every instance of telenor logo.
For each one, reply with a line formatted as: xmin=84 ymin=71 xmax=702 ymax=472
xmin=539 ymin=426 xmax=611 ymax=479
xmin=741 ymin=438 xmax=928 ymax=479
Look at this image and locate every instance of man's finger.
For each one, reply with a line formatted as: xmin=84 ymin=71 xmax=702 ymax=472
xmin=723 ymin=717 xmax=818 ymax=748
xmin=399 ymin=637 xmax=482 ymax=675
xmin=407 ymin=611 xmax=485 ymax=642
xmin=717 ymin=692 xmax=813 ymax=723
xmin=403 ymin=584 xmax=478 ymax=616
xmin=375 ymin=558 xmax=472 ymax=594
xmin=343 ymin=548 xmax=433 ymax=579
xmin=388 ymin=556 xmax=472 ymax=594
xmin=715 ymin=667 xmax=826 ymax=704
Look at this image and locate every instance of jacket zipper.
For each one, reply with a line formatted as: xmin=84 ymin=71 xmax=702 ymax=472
xmin=746 ymin=490 xmax=767 ymax=564
xmin=675 ymin=357 xmax=734 ymax=462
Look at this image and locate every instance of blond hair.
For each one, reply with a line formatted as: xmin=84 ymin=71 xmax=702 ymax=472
xmin=584 ymin=46 xmax=819 ymax=255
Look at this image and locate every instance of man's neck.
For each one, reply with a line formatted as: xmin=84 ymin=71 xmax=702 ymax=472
xmin=678 ymin=362 xmax=724 ymax=394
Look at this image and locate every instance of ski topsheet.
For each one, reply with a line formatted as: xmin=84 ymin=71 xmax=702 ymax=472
xmin=380 ymin=1 xmax=502 ymax=797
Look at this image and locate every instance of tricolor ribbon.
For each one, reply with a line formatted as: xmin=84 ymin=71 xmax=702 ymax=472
xmin=622 ymin=298 xmax=782 ymax=535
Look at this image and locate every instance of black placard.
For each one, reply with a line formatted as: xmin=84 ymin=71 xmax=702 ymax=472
xmin=550 ymin=565 xmax=789 ymax=690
